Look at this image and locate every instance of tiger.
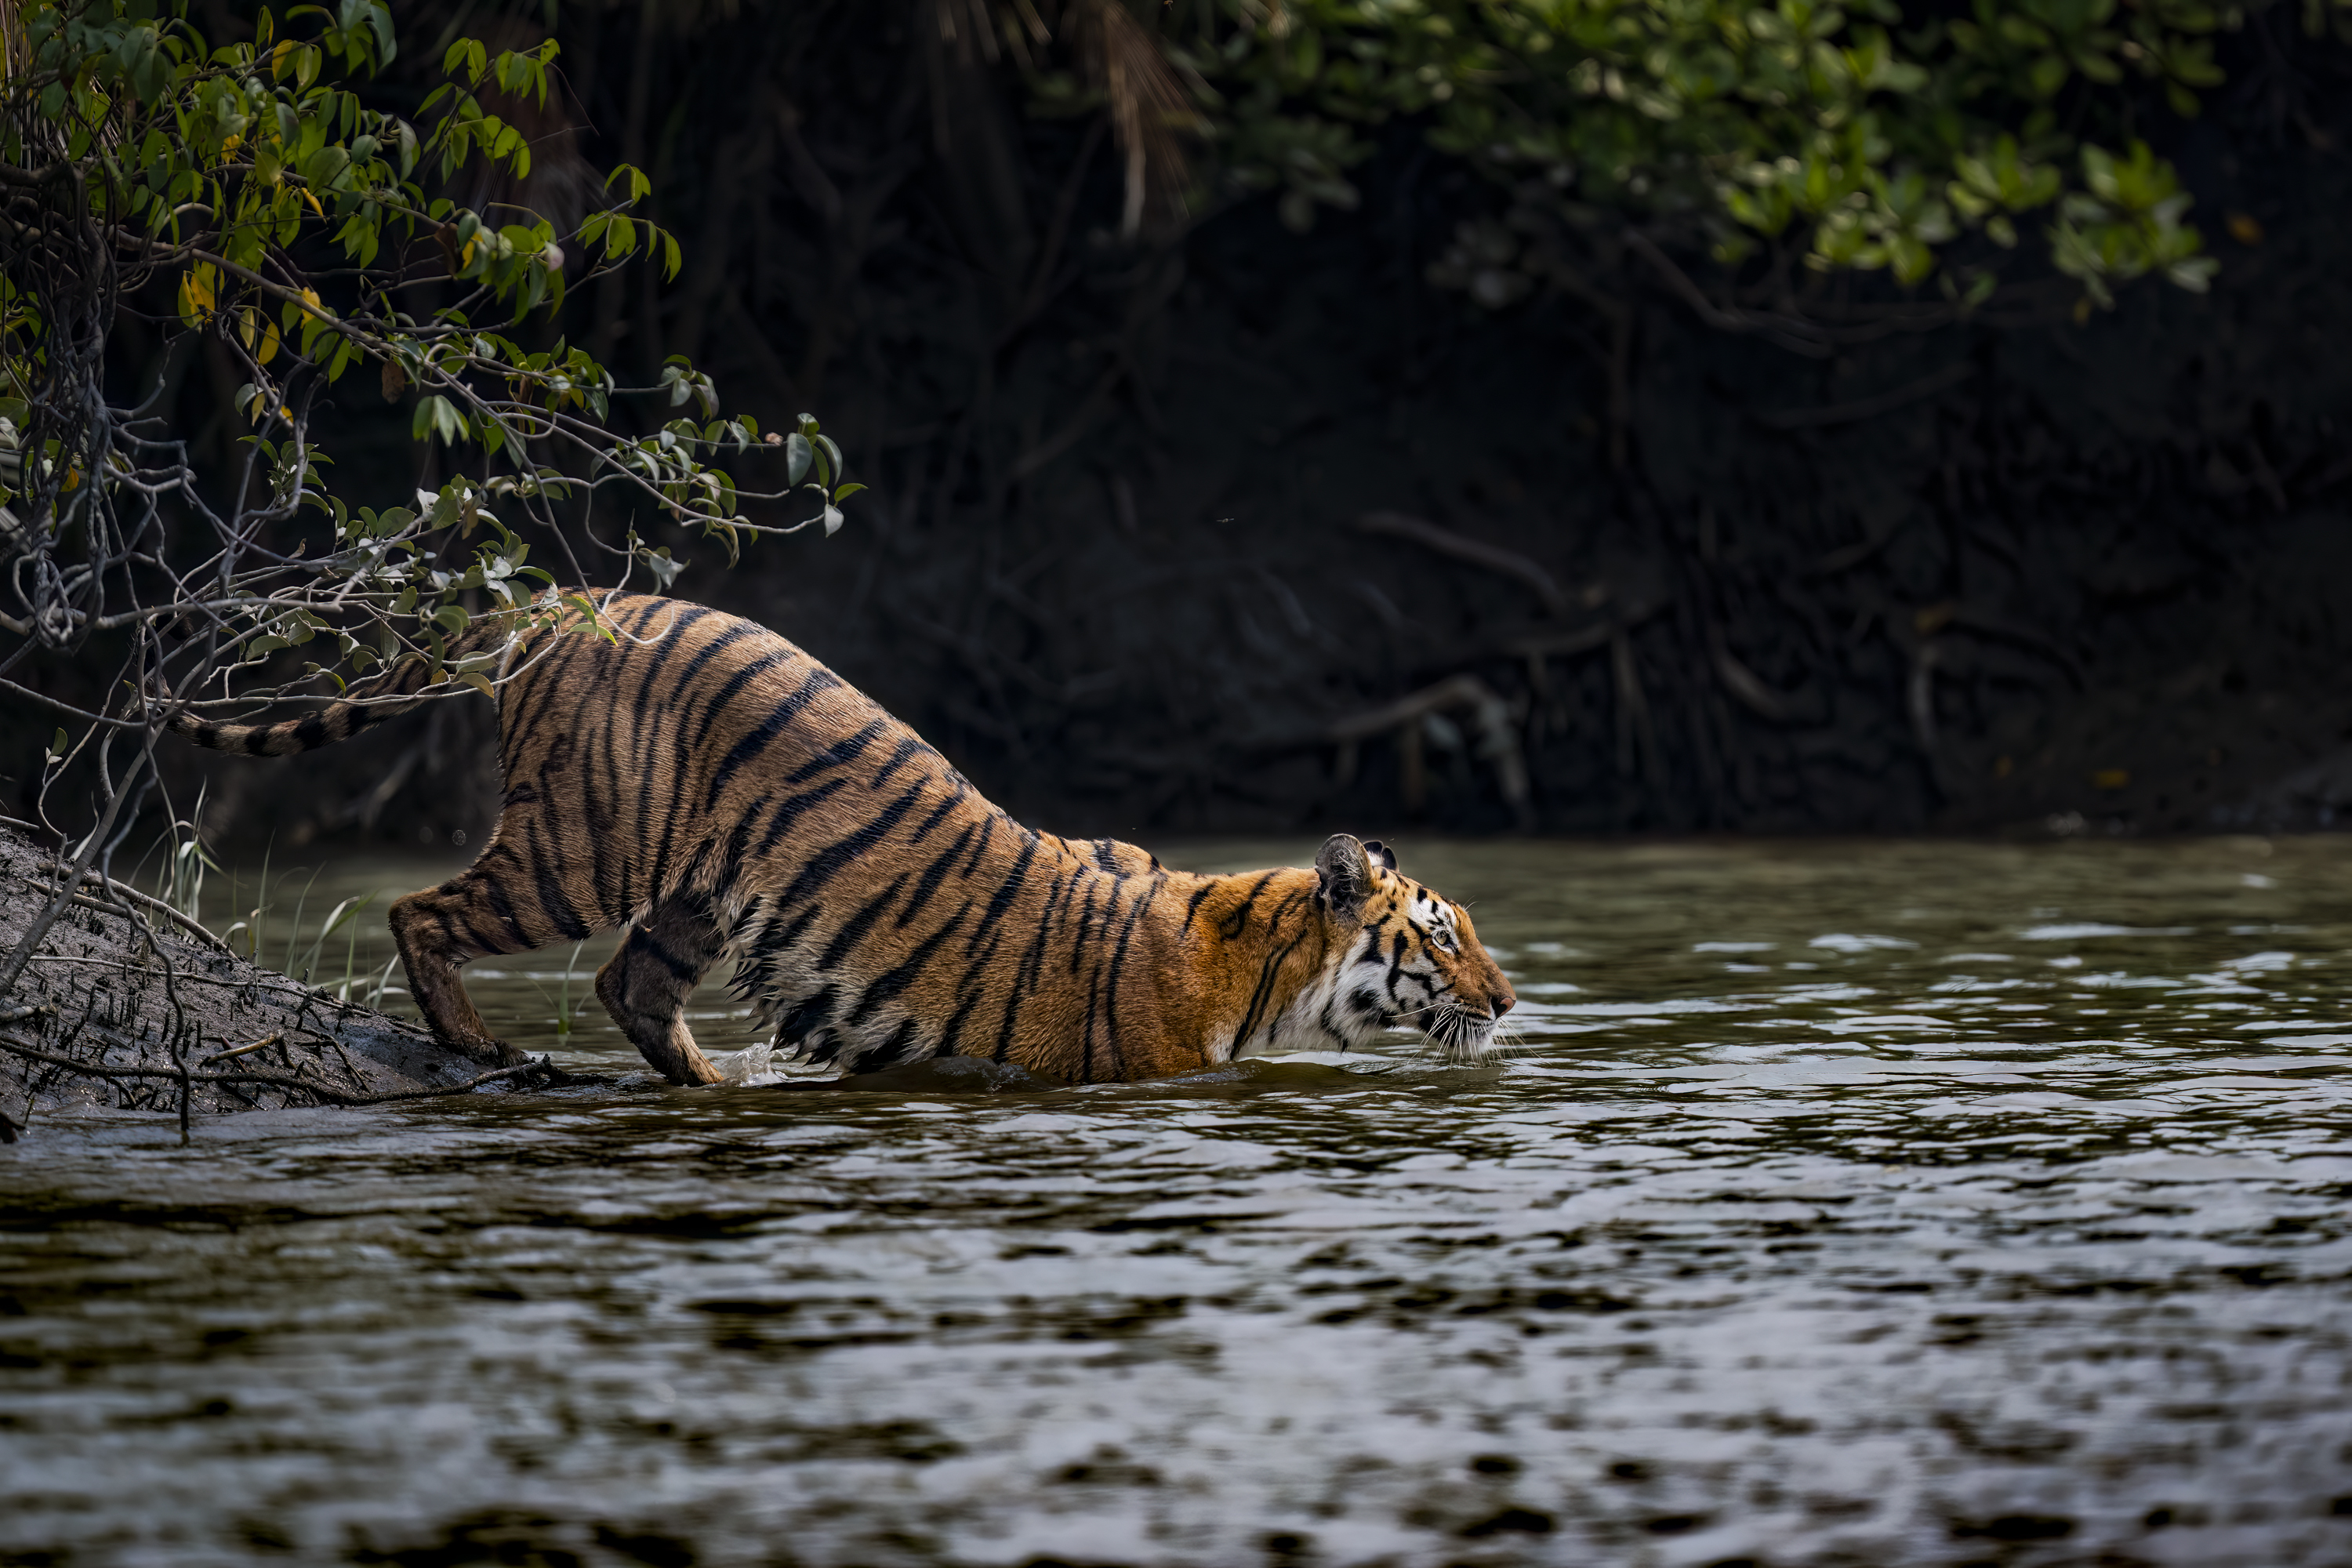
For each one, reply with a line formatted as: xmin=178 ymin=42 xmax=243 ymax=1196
xmin=165 ymin=590 xmax=1516 ymax=1086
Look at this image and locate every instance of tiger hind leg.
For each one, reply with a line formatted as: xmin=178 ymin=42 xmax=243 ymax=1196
xmin=595 ymin=892 xmax=728 ymax=1087
xmin=388 ymin=867 xmax=546 ymax=1069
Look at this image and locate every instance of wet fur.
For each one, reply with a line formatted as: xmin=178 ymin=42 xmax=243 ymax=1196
xmin=170 ymin=592 xmax=1516 ymax=1084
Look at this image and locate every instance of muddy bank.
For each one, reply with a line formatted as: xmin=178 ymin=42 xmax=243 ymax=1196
xmin=0 ymin=824 xmax=544 ymax=1139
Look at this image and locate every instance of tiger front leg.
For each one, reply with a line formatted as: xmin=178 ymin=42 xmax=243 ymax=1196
xmin=389 ymin=881 xmax=534 ymax=1068
xmin=595 ymin=895 xmax=728 ymax=1087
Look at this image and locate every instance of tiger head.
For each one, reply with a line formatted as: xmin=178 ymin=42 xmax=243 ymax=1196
xmin=1304 ymin=833 xmax=1516 ymax=1064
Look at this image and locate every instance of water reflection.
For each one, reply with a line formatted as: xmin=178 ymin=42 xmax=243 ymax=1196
xmin=4 ymin=836 xmax=2351 ymax=1565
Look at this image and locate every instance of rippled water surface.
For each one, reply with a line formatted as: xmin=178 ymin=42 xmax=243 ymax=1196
xmin=7 ymin=835 xmax=2352 ymax=1567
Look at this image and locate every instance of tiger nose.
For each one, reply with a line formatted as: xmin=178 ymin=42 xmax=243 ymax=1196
xmin=1492 ymin=985 xmax=1515 ymax=1018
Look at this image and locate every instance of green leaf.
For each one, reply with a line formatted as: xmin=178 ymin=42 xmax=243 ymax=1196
xmin=605 ymin=162 xmax=652 ymax=203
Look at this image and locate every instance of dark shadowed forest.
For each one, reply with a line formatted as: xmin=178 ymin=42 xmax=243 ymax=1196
xmin=11 ymin=0 xmax=2352 ymax=848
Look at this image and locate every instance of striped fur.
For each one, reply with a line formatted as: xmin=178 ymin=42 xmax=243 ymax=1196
xmin=170 ymin=592 xmax=1515 ymax=1084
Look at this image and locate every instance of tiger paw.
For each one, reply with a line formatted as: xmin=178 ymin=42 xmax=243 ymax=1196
xmin=445 ymin=1033 xmax=532 ymax=1069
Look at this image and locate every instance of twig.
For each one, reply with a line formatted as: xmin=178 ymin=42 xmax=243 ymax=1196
xmin=1497 ymin=597 xmax=1666 ymax=659
xmin=1624 ymin=230 xmax=1835 ymax=358
xmin=1356 ymin=512 xmax=1586 ymax=617
xmin=1318 ymin=673 xmax=1498 ymax=746
xmin=199 ymin=1032 xmax=283 ymax=1065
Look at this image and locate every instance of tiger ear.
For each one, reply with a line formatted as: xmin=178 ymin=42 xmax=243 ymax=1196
xmin=1360 ymin=838 xmax=1399 ymax=873
xmin=1314 ymin=833 xmax=1375 ymax=924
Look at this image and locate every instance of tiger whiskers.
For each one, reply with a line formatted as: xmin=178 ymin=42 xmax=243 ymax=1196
xmin=1392 ymin=998 xmax=1504 ymax=1065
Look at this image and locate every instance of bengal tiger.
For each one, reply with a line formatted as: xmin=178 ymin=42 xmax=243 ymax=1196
xmin=166 ymin=591 xmax=1516 ymax=1085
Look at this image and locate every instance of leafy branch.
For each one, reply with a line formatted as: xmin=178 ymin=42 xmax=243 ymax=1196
xmin=0 ymin=0 xmax=857 ymax=992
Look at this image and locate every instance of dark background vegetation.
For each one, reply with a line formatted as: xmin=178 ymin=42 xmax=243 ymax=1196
xmin=19 ymin=0 xmax=2352 ymax=850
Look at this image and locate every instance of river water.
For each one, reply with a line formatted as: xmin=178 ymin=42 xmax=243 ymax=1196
xmin=4 ymin=835 xmax=2351 ymax=1567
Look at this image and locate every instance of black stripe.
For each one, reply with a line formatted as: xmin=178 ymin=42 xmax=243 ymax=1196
xmin=909 ymin=782 xmax=966 ymax=844
xmin=523 ymin=815 xmax=593 ymax=940
xmin=773 ymin=782 xmax=925 ymax=912
xmin=624 ymin=607 xmax=720 ymax=774
xmin=617 ymin=604 xmax=717 ymax=909
xmin=629 ymin=925 xmax=699 ymax=981
xmin=870 ymin=736 xmax=925 ymax=791
xmin=992 ymin=923 xmax=1048 ymax=1063
xmin=850 ymin=1018 xmax=918 ymax=1076
xmin=1014 ymin=873 xmax=1068 ymax=1000
xmin=896 ymin=822 xmax=978 ymax=929
xmin=500 ymin=622 xmax=591 ymax=777
xmin=734 ymin=904 xmax=823 ymax=1007
xmin=933 ymin=985 xmax=977 ymax=1060
xmin=844 ymin=905 xmax=970 ymax=1029
xmin=963 ymin=834 xmax=1040 ymax=958
xmin=1094 ymin=840 xmax=1125 ymax=876
xmin=818 ymin=873 xmax=909 ymax=970
xmin=654 ymin=633 xmax=789 ymax=894
xmin=1234 ymin=935 xmax=1305 ymax=1052
xmin=1219 ymin=872 xmax=1277 ymax=940
xmin=777 ymin=985 xmax=836 ymax=1046
xmin=585 ymin=629 xmax=632 ymax=917
xmin=1067 ymin=879 xmax=1104 ymax=974
xmin=1184 ymin=879 xmax=1218 ymax=927
xmin=630 ymin=615 xmax=720 ymax=884
xmin=704 ymin=668 xmax=844 ymax=810
xmin=684 ymin=640 xmax=792 ymax=752
xmin=786 ymin=717 xmax=887 ymax=785
xmin=1098 ymin=880 xmax=1160 ymax=1079
xmin=478 ymin=873 xmax=533 ymax=950
xmin=747 ymin=776 xmax=851 ymax=862
xmin=959 ymin=814 xmax=998 ymax=873
xmin=1078 ymin=940 xmax=1108 ymax=1085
